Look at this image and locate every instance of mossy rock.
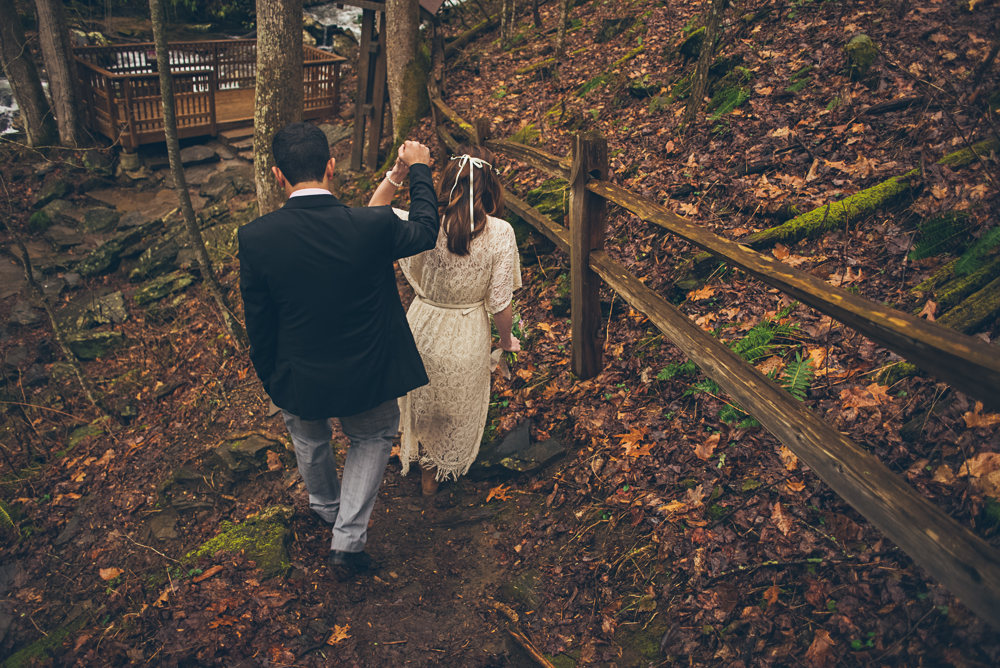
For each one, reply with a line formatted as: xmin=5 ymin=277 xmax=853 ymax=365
xmin=1 ymin=615 xmax=88 ymax=668
xmin=134 ymin=271 xmax=196 ymax=305
xmin=186 ymin=505 xmax=293 ymax=579
xmin=845 ymin=34 xmax=878 ymax=81
xmin=498 ymin=568 xmax=542 ymax=609
xmin=628 ymin=75 xmax=661 ymax=98
xmin=526 ymin=178 xmax=569 ymax=225
xmin=75 ymin=220 xmax=163 ymax=277
xmin=28 ymin=211 xmax=52 ymax=234
xmin=595 ymin=17 xmax=635 ymax=44
xmin=677 ymin=26 xmax=705 ymax=59
xmin=617 ymin=619 xmax=672 ymax=664
xmin=33 ymin=177 xmax=72 ymax=209
xmin=66 ymin=330 xmax=125 ymax=360
xmin=81 ymin=208 xmax=121 ymax=233
xmin=82 ymin=150 xmax=113 ymax=176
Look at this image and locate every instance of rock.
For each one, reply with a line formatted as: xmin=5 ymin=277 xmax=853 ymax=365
xmin=82 ymin=150 xmax=114 ymax=176
xmin=81 ymin=207 xmax=121 ymax=233
xmin=62 ymin=291 xmax=128 ymax=329
xmin=175 ymin=248 xmax=199 ymax=269
xmin=77 ymin=175 xmax=108 ymax=193
xmin=148 ymin=509 xmax=180 ymax=540
xmin=4 ymin=345 xmax=28 ymax=370
xmin=35 ymin=338 xmax=56 ymax=363
xmin=318 ymin=123 xmax=353 ymax=148
xmin=8 ymin=301 xmax=42 ymax=328
xmin=501 ymin=438 xmax=567 ymax=472
xmin=64 ymin=272 xmax=82 ymax=288
xmin=629 ymin=75 xmax=661 ymax=98
xmin=34 ymin=177 xmax=72 ymax=208
xmin=303 ymin=29 xmax=316 ymax=46
xmin=208 ymin=434 xmax=283 ymax=474
xmin=117 ymin=403 xmax=138 ymax=420
xmin=66 ymin=330 xmax=125 ymax=360
xmin=130 ymin=238 xmax=181 ymax=281
xmin=119 ymin=152 xmax=142 ymax=171
xmin=44 ymin=225 xmax=84 ymax=250
xmin=186 ymin=506 xmax=294 ymax=578
xmin=134 ymin=271 xmax=196 ymax=305
xmin=75 ymin=219 xmax=163 ymax=277
xmin=498 ymin=569 xmax=542 ymax=609
xmin=595 ymin=17 xmax=635 ymax=44
xmin=677 ymin=26 xmax=705 ymax=59
xmin=845 ymin=34 xmax=878 ymax=81
xmin=330 ymin=33 xmax=357 ymax=58
xmin=22 ymin=364 xmax=49 ymax=387
xmin=118 ymin=210 xmax=154 ymax=229
xmin=199 ymin=164 xmax=255 ymax=202
xmin=53 ymin=514 xmax=82 ymax=547
xmin=184 ymin=162 xmax=222 ymax=186
xmin=39 ymin=276 xmax=65 ymax=300
xmin=179 ymin=145 xmax=219 ymax=166
xmin=34 ymin=162 xmax=55 ymax=178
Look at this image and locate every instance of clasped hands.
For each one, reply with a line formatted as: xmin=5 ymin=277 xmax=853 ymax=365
xmin=386 ymin=140 xmax=431 ymax=187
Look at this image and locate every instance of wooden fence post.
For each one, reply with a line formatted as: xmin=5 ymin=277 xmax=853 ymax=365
xmin=473 ymin=118 xmax=490 ymax=147
xmin=569 ymin=130 xmax=608 ymax=379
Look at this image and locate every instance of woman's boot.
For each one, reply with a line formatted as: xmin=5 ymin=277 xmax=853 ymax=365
xmin=421 ymin=464 xmax=439 ymax=496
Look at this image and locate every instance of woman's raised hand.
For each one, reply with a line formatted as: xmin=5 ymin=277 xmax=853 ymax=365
xmin=501 ymin=335 xmax=521 ymax=353
xmin=388 ymin=157 xmax=409 ymax=183
xmin=399 ymin=140 xmax=432 ymax=167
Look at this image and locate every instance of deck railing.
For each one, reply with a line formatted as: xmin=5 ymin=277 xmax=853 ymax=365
xmin=429 ymin=92 xmax=1000 ymax=629
xmin=74 ymin=40 xmax=344 ymax=150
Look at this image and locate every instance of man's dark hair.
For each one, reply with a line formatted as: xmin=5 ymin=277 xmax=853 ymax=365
xmin=272 ymin=123 xmax=331 ymax=186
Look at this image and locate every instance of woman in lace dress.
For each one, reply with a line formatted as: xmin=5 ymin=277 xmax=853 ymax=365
xmin=369 ymin=145 xmax=521 ymax=495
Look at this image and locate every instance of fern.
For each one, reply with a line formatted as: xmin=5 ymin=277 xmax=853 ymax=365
xmin=779 ymin=354 xmax=815 ymax=401
xmin=909 ymin=212 xmax=974 ymax=261
xmin=684 ymin=377 xmax=720 ymax=397
xmin=0 ymin=501 xmax=16 ymax=538
xmin=955 ymin=226 xmax=1000 ymax=276
xmin=656 ymin=360 xmax=698 ymax=381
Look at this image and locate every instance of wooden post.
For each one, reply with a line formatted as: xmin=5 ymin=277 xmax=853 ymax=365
xmin=569 ymin=130 xmax=608 ymax=379
xmin=122 ymin=76 xmax=138 ymax=151
xmin=350 ymin=8 xmax=376 ymax=171
xmin=473 ymin=117 xmax=490 ymax=147
xmin=208 ymin=70 xmax=217 ymax=137
xmin=366 ymin=25 xmax=387 ymax=171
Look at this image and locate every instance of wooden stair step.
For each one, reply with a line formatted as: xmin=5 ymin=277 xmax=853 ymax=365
xmin=219 ymin=126 xmax=255 ymax=145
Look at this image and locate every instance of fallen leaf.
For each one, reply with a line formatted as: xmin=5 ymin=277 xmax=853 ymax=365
xmin=964 ymin=402 xmax=1000 ymax=428
xmin=687 ymin=285 xmax=716 ymax=301
xmin=327 ymin=624 xmax=351 ymax=645
xmin=208 ymin=615 xmax=239 ymax=629
xmin=694 ymin=433 xmax=721 ymax=461
xmin=516 ymin=368 xmax=534 ymax=381
xmin=786 ymin=479 xmax=806 ymax=492
xmin=931 ymin=184 xmax=949 ymax=199
xmin=771 ymin=126 xmax=793 ymax=138
xmin=865 ymin=383 xmax=893 ymax=405
xmin=694 ymin=312 xmax=717 ymax=329
xmin=756 ymin=356 xmax=785 ymax=377
xmin=266 ymin=451 xmax=283 ymax=471
xmin=805 ymin=158 xmax=821 ymax=182
xmin=932 ymin=465 xmax=955 ymax=485
xmin=96 ymin=449 xmax=115 ymax=467
xmin=918 ymin=299 xmax=938 ymax=321
xmin=804 ymin=628 xmax=836 ymax=668
xmin=772 ymin=244 xmax=790 ymax=260
xmin=678 ymin=201 xmax=699 ymax=216
xmin=772 ymin=502 xmax=793 ymax=535
xmin=486 ymin=484 xmax=512 ymax=502
xmin=779 ymin=446 xmax=798 ymax=471
xmin=192 ymin=565 xmax=224 ymax=583
xmin=806 ymin=347 xmax=828 ymax=375
xmin=764 ymin=583 xmax=780 ymax=607
xmin=99 ymin=567 xmax=123 ymax=581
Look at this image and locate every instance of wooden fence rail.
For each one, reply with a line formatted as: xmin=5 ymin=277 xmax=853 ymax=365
xmin=429 ymin=94 xmax=1000 ymax=628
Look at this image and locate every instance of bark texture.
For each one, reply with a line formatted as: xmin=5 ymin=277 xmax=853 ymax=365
xmin=386 ymin=0 xmax=428 ymax=144
xmin=33 ymin=0 xmax=79 ymax=147
xmin=0 ymin=0 xmax=56 ymax=146
xmin=683 ymin=0 xmax=726 ymax=127
xmin=254 ymin=0 xmax=304 ymax=215
xmin=150 ymin=0 xmax=247 ymax=348
xmin=556 ymin=0 xmax=570 ymax=56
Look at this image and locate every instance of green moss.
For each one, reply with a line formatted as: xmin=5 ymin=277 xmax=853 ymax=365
xmin=707 ymin=504 xmax=727 ymax=522
xmin=938 ymin=275 xmax=1000 ymax=333
xmin=914 ymin=258 xmax=959 ymax=293
xmin=2 ymin=615 xmax=87 ymax=668
xmin=612 ymin=45 xmax=646 ymax=69
xmin=28 ymin=211 xmax=52 ymax=233
xmin=134 ymin=271 xmax=195 ymax=305
xmin=677 ymin=26 xmax=705 ymax=59
xmin=577 ymin=74 xmax=610 ymax=97
xmin=874 ymin=361 xmax=919 ymax=386
xmin=845 ymin=34 xmax=878 ymax=80
xmin=936 ymin=258 xmax=1000 ymax=309
xmin=186 ymin=505 xmax=293 ymax=578
xmin=937 ymin=138 xmax=1000 ymax=169
xmin=747 ymin=170 xmax=918 ymax=249
xmin=525 ymin=178 xmax=569 ymax=225
xmin=510 ymin=123 xmax=541 ymax=145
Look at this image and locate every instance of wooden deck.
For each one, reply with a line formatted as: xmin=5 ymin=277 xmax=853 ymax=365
xmin=75 ymin=40 xmax=344 ymax=151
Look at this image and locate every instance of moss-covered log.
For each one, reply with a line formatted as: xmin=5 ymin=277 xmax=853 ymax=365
xmin=745 ymin=169 xmax=918 ymax=250
xmin=444 ymin=16 xmax=498 ymax=58
xmin=938 ymin=275 xmax=1000 ymax=333
xmin=937 ymin=137 xmax=1000 ymax=168
xmin=914 ymin=258 xmax=959 ymax=293
xmin=936 ymin=258 xmax=1000 ymax=310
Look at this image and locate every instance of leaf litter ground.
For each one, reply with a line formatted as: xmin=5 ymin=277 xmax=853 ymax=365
xmin=3 ymin=0 xmax=1000 ymax=666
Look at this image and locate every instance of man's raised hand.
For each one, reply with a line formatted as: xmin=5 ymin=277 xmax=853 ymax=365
xmin=399 ymin=140 xmax=432 ymax=167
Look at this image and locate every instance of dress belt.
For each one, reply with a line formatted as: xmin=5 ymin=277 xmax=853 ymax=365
xmin=415 ymin=294 xmax=484 ymax=316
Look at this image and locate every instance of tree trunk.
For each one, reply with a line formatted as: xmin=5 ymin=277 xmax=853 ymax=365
xmin=556 ymin=0 xmax=569 ymax=56
xmin=150 ymin=0 xmax=248 ymax=348
xmin=254 ymin=0 xmax=303 ymax=216
xmin=682 ymin=0 xmax=726 ymax=127
xmin=386 ymin=0 xmax=428 ymax=146
xmin=33 ymin=0 xmax=79 ymax=147
xmin=531 ymin=0 xmax=542 ymax=29
xmin=0 ymin=0 xmax=57 ymax=146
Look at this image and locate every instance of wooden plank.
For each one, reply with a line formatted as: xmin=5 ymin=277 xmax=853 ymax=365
xmin=366 ymin=30 xmax=388 ymax=171
xmin=504 ymin=191 xmax=570 ymax=253
xmin=436 ymin=125 xmax=460 ymax=153
xmin=587 ymin=249 xmax=1000 ymax=629
xmin=587 ymin=179 xmax=1000 ymax=409
xmin=569 ymin=131 xmax=608 ymax=379
xmin=485 ymin=139 xmax=570 ymax=179
xmin=429 ymin=96 xmax=475 ymax=141
xmin=351 ymin=9 xmax=376 ymax=171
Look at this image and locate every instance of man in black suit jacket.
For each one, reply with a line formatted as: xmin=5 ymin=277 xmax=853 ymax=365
xmin=239 ymin=123 xmax=438 ymax=572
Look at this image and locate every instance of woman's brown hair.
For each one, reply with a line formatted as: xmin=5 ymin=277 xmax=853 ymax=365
xmin=437 ymin=145 xmax=505 ymax=256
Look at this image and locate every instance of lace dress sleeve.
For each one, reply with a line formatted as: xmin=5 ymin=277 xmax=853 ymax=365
xmin=486 ymin=220 xmax=522 ymax=314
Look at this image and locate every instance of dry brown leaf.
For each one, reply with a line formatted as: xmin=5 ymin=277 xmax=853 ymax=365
xmin=805 ymin=158 xmax=821 ymax=182
xmin=840 ymin=385 xmax=883 ymax=408
xmin=763 ymin=583 xmax=780 ymax=607
xmin=806 ymin=347 xmax=828 ymax=375
xmin=779 ymin=445 xmax=799 ymax=471
xmin=99 ymin=567 xmax=123 ymax=581
xmin=772 ymin=502 xmax=793 ymax=535
xmin=771 ymin=126 xmax=793 ymax=138
xmin=326 ymin=624 xmax=351 ymax=645
xmin=918 ymin=299 xmax=938 ymax=321
xmin=486 ymin=484 xmax=512 ymax=503
xmin=964 ymin=402 xmax=1000 ymax=429
xmin=865 ymin=383 xmax=893 ymax=405
xmin=804 ymin=628 xmax=836 ymax=668
xmin=694 ymin=433 xmax=721 ymax=461
xmin=786 ymin=479 xmax=806 ymax=493
xmin=932 ymin=465 xmax=955 ymax=485
xmin=687 ymin=285 xmax=716 ymax=301
xmin=756 ymin=356 xmax=785 ymax=377
xmin=96 ymin=449 xmax=115 ymax=467
xmin=192 ymin=565 xmax=224 ymax=583
xmin=266 ymin=451 xmax=283 ymax=472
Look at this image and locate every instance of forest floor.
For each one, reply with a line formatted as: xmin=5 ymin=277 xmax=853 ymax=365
xmin=2 ymin=0 xmax=1000 ymax=667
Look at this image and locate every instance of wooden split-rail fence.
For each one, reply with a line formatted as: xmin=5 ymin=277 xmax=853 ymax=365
xmin=429 ymin=93 xmax=1000 ymax=627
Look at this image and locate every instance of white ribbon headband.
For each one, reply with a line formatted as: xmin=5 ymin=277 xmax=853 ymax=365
xmin=448 ymin=154 xmax=495 ymax=232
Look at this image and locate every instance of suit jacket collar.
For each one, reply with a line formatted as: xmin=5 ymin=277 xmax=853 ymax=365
xmin=282 ymin=194 xmax=348 ymax=210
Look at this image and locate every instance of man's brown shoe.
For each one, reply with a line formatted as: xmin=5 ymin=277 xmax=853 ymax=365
xmin=421 ymin=464 xmax=439 ymax=496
